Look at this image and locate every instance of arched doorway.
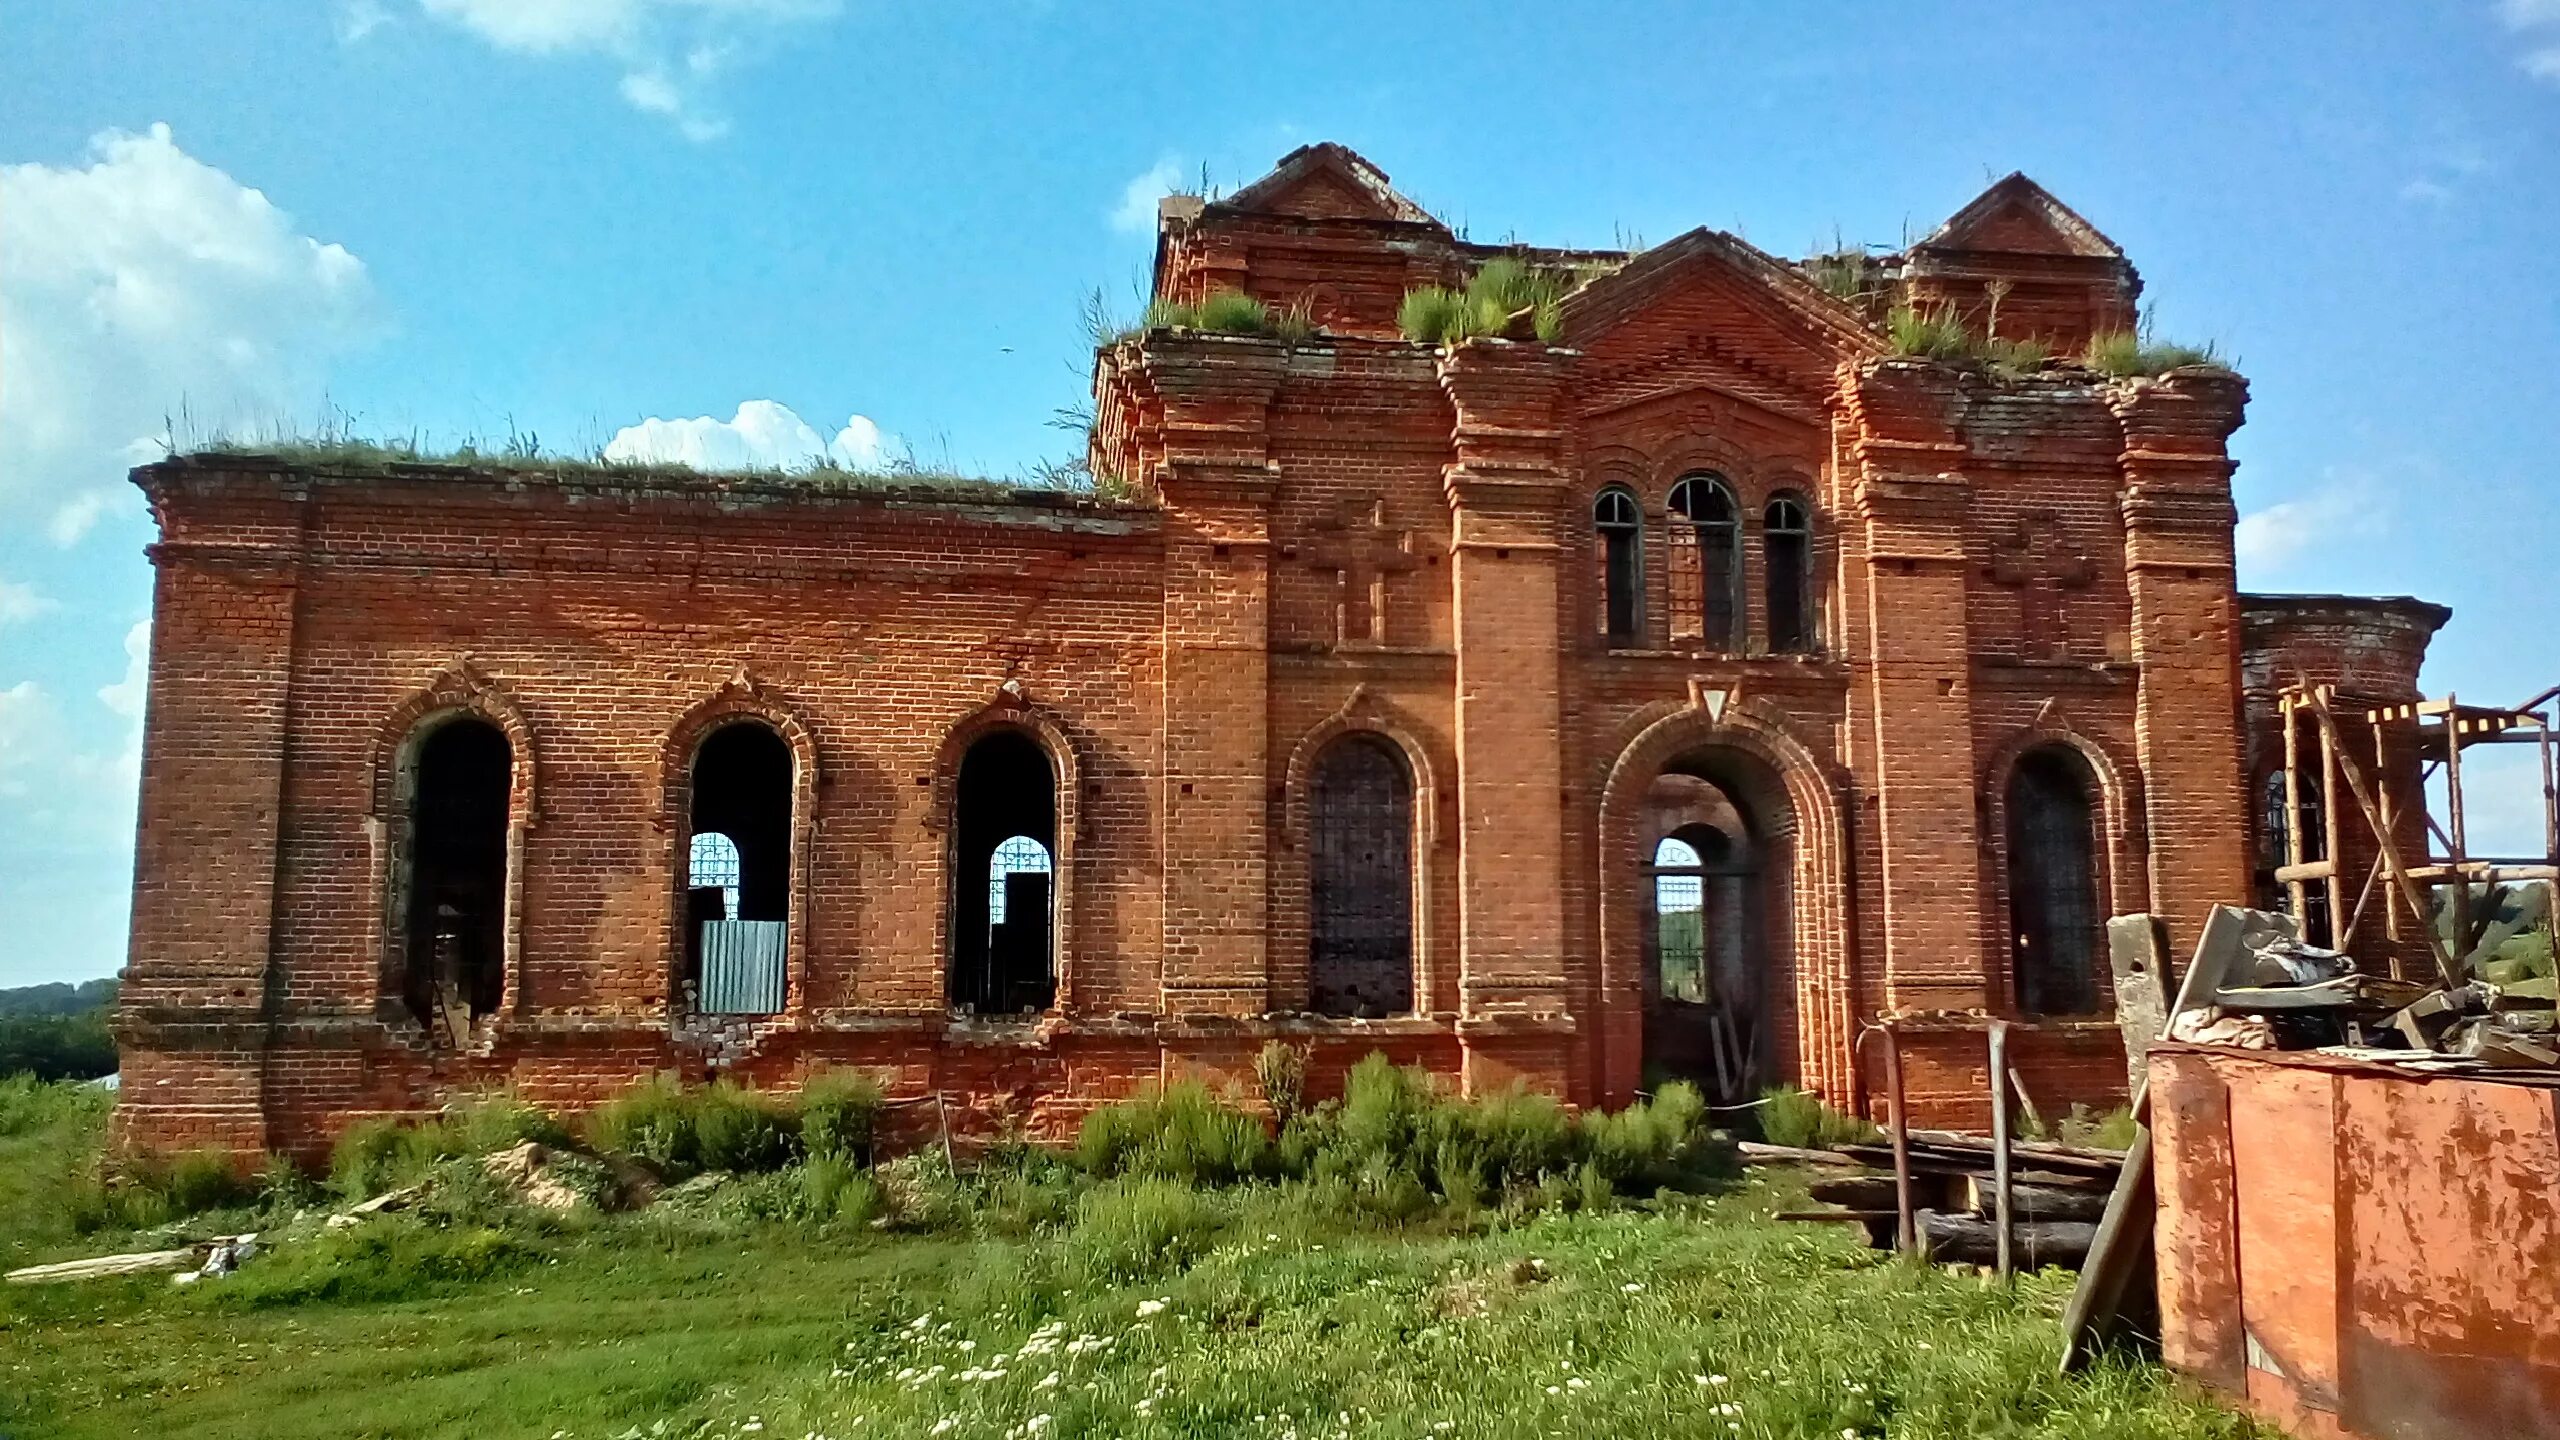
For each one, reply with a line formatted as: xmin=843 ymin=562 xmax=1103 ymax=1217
xmin=950 ymin=729 xmax=1058 ymax=1016
xmin=403 ymin=714 xmax=512 ymax=1039
xmin=1640 ymin=756 xmax=1789 ymax=1105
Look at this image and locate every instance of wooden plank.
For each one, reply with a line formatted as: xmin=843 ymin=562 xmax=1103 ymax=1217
xmin=7 ymin=1247 xmax=201 ymax=1284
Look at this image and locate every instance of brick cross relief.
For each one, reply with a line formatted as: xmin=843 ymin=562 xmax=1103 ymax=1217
xmin=1988 ymin=512 xmax=2095 ymax=661
xmin=1305 ymin=495 xmax=1420 ymax=649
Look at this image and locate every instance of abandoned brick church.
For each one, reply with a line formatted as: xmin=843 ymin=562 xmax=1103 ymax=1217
xmin=115 ymin=144 xmax=2443 ymax=1157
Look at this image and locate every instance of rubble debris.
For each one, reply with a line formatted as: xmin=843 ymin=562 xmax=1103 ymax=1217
xmin=173 ymin=1234 xmax=259 ymax=1286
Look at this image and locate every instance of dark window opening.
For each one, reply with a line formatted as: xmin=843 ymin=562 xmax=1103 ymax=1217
xmin=404 ymin=717 xmax=511 ymax=1040
xmin=950 ymin=730 xmax=1057 ymax=1016
xmin=688 ymin=722 xmax=793 ymax=1015
xmin=1765 ymin=493 xmax=1813 ymax=654
xmin=2007 ymin=745 xmax=2104 ymax=1016
xmin=1593 ymin=486 xmax=1642 ymax=645
xmin=1310 ymin=734 xmax=1415 ymax=1017
xmin=2256 ymin=770 xmax=2333 ymax=945
xmin=1669 ymin=475 xmax=1741 ymax=651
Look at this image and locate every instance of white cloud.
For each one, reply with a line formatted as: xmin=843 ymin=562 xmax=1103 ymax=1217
xmin=415 ymin=0 xmax=838 ymax=139
xmin=603 ymin=400 xmax=893 ymax=471
xmin=0 ymin=123 xmax=380 ymax=546
xmin=99 ymin=621 xmax=150 ymax=725
xmin=2234 ymin=477 xmax=2391 ymax=577
xmin=335 ymin=0 xmax=393 ymax=43
xmin=2498 ymin=0 xmax=2560 ymax=81
xmin=1111 ymin=159 xmax=1183 ymax=234
xmin=0 ymin=580 xmax=49 ymax=627
xmin=2400 ymin=177 xmax=2454 ymax=206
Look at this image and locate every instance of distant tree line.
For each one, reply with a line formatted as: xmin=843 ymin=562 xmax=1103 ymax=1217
xmin=0 ymin=977 xmax=117 ymax=1081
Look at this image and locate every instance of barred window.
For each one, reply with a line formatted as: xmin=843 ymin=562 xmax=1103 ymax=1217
xmin=1668 ymin=475 xmax=1741 ymax=650
xmin=1593 ymin=486 xmax=1642 ymax=645
xmin=2007 ymin=746 xmax=2103 ymax=1016
xmin=1765 ymin=493 xmax=1813 ymax=653
xmin=1309 ymin=735 xmax=1415 ymax=1017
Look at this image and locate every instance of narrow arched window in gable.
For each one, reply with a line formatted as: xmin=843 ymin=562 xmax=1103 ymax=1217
xmin=2006 ymin=745 xmax=2104 ymax=1016
xmin=1764 ymin=493 xmax=1814 ymax=654
xmin=1593 ymin=486 xmax=1642 ymax=646
xmin=1309 ymin=734 xmax=1416 ymax=1017
xmin=1668 ymin=474 xmax=1741 ymax=651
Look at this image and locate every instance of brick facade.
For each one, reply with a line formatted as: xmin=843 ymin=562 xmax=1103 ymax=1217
xmin=115 ymin=144 xmax=2443 ymax=1158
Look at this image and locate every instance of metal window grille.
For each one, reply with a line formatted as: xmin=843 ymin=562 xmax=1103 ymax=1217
xmin=688 ymin=830 xmax=742 ymax=919
xmin=1310 ymin=736 xmax=1415 ymax=1017
xmin=1669 ymin=476 xmax=1740 ymax=650
xmin=1765 ymin=494 xmax=1813 ymax=653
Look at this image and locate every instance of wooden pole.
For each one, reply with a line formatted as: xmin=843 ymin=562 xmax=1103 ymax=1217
xmin=1883 ymin=1019 xmax=1915 ymax=1258
xmin=2303 ymin=690 xmax=2466 ymax=988
xmin=1990 ymin=1019 xmax=2014 ymax=1284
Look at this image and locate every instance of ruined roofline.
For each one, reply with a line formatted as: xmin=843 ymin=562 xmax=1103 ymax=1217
xmin=132 ymin=450 xmax=1156 ymax=516
xmin=2240 ymin=592 xmax=2453 ymax=634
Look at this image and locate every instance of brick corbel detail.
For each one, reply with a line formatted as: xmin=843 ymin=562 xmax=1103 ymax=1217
xmin=1844 ymin=359 xmax=1989 ymax=1010
xmin=1143 ymin=336 xmax=1287 ymax=1021
xmin=2111 ymin=371 xmax=2252 ymax=955
xmin=1437 ymin=341 xmax=1575 ymax=1087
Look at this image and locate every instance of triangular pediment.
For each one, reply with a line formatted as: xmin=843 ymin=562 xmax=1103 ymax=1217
xmin=1560 ymin=228 xmax=1880 ymax=420
xmin=1917 ymin=173 xmax=2122 ymax=259
xmin=1218 ymin=143 xmax=1441 ymax=227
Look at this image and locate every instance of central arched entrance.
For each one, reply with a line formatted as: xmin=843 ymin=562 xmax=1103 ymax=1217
xmin=1638 ymin=752 xmax=1793 ymax=1106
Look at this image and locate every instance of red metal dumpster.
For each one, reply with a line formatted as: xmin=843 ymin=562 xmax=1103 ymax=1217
xmin=2152 ymin=1045 xmax=2560 ymax=1440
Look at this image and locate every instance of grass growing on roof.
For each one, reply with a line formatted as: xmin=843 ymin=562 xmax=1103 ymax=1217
xmin=1399 ymin=255 xmax=1581 ymax=345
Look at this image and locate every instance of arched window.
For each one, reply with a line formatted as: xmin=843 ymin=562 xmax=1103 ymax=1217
xmin=687 ymin=722 xmax=793 ymax=1015
xmin=2257 ymin=770 xmax=2332 ymax=944
xmin=2006 ymin=745 xmax=2103 ymax=1016
xmin=1593 ymin=486 xmax=1642 ymax=646
xmin=1309 ymin=734 xmax=1415 ymax=1017
xmin=950 ymin=730 xmax=1058 ymax=1016
xmin=1668 ymin=475 xmax=1741 ymax=651
xmin=403 ymin=715 xmax=512 ymax=1041
xmin=1764 ymin=493 xmax=1813 ymax=654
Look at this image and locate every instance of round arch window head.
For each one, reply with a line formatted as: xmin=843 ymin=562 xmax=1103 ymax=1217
xmin=1592 ymin=486 xmax=1641 ymax=528
xmin=1765 ymin=494 xmax=1812 ymax=532
xmin=1668 ymin=474 xmax=1738 ymax=524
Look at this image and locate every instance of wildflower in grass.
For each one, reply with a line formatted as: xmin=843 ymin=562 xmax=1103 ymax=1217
xmin=1621 ymin=1282 xmax=1644 ymax=1293
xmin=1135 ymin=1297 xmax=1167 ymax=1318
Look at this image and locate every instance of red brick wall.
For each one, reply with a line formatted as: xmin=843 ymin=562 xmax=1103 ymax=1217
xmin=116 ymin=166 xmax=2417 ymax=1159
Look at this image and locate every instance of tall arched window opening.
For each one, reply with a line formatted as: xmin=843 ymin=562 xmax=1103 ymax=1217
xmin=950 ymin=730 xmax=1058 ymax=1016
xmin=403 ymin=716 xmax=513 ymax=1041
xmin=1593 ymin=486 xmax=1642 ymax=646
xmin=1641 ymin=766 xmax=1774 ymax=1107
xmin=2006 ymin=745 xmax=2104 ymax=1016
xmin=2256 ymin=769 xmax=2333 ymax=945
xmin=687 ymin=722 xmax=793 ymax=1015
xmin=1765 ymin=493 xmax=1813 ymax=654
xmin=1669 ymin=475 xmax=1741 ymax=651
xmin=1309 ymin=734 xmax=1415 ymax=1017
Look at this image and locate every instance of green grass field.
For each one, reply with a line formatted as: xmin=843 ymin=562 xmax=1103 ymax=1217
xmin=0 ymin=1077 xmax=2265 ymax=1440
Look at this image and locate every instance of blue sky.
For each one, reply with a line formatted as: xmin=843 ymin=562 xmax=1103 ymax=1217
xmin=3 ymin=2 xmax=2558 ymax=987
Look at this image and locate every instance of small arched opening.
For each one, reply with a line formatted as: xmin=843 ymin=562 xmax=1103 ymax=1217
xmin=687 ymin=721 xmax=794 ymax=1015
xmin=402 ymin=715 xmax=513 ymax=1039
xmin=950 ymin=729 xmax=1058 ymax=1016
xmin=1668 ymin=474 xmax=1742 ymax=652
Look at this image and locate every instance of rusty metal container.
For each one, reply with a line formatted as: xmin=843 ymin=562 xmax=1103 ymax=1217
xmin=2152 ymin=1045 xmax=2560 ymax=1439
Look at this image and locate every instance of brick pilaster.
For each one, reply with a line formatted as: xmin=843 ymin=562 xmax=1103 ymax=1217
xmin=115 ymin=472 xmax=307 ymax=1154
xmin=1438 ymin=340 xmax=1576 ymax=1088
xmin=1144 ymin=334 xmax=1286 ymax=1019
xmin=1844 ymin=360 xmax=1989 ymax=1010
xmin=2114 ymin=371 xmax=2253 ymax=954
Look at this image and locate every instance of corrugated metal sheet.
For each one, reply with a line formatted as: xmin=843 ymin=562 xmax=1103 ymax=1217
xmin=699 ymin=921 xmax=786 ymax=1014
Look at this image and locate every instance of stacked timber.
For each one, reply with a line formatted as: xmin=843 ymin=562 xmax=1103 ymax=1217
xmin=1769 ymin=1130 xmax=2124 ymax=1270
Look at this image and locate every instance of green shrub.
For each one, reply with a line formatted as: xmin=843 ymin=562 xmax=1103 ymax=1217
xmin=1253 ymin=1039 xmax=1309 ymax=1127
xmin=1397 ymin=286 xmax=1470 ymax=344
xmin=161 ymin=1149 xmax=253 ymax=1214
xmin=799 ymin=1068 xmax=884 ymax=1163
xmin=0 ymin=1073 xmax=108 ymax=1138
xmin=1064 ymin=1176 xmax=1222 ymax=1282
xmin=1399 ymin=258 xmax=1576 ymax=344
xmin=222 ymin=1215 xmax=532 ymax=1308
xmin=586 ymin=1074 xmax=700 ymax=1175
xmin=692 ymin=1081 xmax=803 ymax=1174
xmin=447 ymin=1090 xmax=571 ymax=1154
xmin=1144 ymin=288 xmax=1271 ymax=335
xmin=1887 ymin=303 xmax=1972 ymax=361
xmin=1075 ymin=1079 xmax=1272 ymax=1185
xmin=2082 ymin=329 xmax=2227 ymax=377
xmin=1584 ymin=1082 xmax=1721 ymax=1192
xmin=1755 ymin=1085 xmax=1879 ymax=1151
